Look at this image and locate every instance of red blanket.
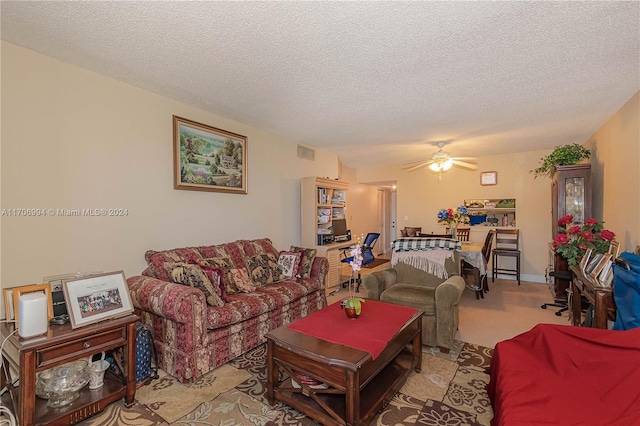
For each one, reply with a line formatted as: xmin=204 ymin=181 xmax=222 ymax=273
xmin=287 ymin=300 xmax=418 ymax=359
xmin=488 ymin=324 xmax=640 ymax=426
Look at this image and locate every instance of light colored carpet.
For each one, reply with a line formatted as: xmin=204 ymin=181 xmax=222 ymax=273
xmin=78 ymin=269 xmax=563 ymax=425
xmin=79 ymin=341 xmax=493 ymax=426
xmin=135 ymin=363 xmax=252 ymax=423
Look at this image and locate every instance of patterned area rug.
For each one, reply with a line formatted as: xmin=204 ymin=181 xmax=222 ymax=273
xmin=79 ymin=341 xmax=493 ymax=426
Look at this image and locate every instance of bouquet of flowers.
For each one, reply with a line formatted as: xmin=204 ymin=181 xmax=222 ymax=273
xmin=343 ymin=242 xmax=365 ymax=317
xmin=552 ymin=215 xmax=615 ymax=265
xmin=437 ymin=206 xmax=470 ymax=227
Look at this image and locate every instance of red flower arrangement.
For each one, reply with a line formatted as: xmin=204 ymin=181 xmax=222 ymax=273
xmin=553 ymin=215 xmax=615 ymax=265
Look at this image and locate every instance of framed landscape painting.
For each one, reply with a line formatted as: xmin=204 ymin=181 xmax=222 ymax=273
xmin=173 ymin=115 xmax=247 ymax=194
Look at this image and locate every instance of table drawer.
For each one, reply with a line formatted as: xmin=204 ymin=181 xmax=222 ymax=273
xmin=36 ymin=327 xmax=126 ymax=369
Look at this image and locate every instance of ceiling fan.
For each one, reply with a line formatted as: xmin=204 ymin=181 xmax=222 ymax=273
xmin=402 ymin=142 xmax=478 ymax=173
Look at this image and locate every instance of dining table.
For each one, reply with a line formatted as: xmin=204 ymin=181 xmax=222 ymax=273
xmin=458 ymin=241 xmax=485 ymax=274
xmin=390 ymin=237 xmax=486 ymax=293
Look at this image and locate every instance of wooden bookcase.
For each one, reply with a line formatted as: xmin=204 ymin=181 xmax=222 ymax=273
xmin=301 ymin=177 xmax=350 ymax=293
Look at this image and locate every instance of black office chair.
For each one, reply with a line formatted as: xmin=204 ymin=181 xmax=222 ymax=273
xmin=541 ymin=270 xmax=572 ymax=316
xmin=341 ymin=232 xmax=380 ymax=293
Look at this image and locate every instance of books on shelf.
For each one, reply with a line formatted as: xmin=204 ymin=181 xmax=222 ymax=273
xmin=317 ymin=188 xmax=328 ymax=204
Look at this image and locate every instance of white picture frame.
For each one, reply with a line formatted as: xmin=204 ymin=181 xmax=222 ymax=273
xmin=62 ymin=271 xmax=133 ymax=329
xmin=598 ymin=260 xmax=614 ymax=287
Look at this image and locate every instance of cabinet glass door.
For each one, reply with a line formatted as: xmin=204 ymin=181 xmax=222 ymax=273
xmin=564 ymin=177 xmax=585 ymax=225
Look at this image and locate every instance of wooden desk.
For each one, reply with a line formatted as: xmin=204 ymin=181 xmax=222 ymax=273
xmin=569 ymin=265 xmax=615 ymax=329
xmin=316 ymin=240 xmax=354 ymax=294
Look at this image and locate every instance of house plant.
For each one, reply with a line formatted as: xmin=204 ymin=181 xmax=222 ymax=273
xmin=437 ymin=206 xmax=470 ymax=237
xmin=530 ymin=143 xmax=591 ymax=179
xmin=342 ymin=243 xmax=365 ymax=318
xmin=552 ymin=215 xmax=615 ymax=265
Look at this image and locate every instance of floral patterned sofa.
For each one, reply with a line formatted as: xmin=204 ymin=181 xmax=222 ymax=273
xmin=126 ymin=238 xmax=328 ymax=383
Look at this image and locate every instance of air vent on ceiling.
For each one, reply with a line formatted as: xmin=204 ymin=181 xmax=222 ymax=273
xmin=297 ymin=145 xmax=315 ymax=161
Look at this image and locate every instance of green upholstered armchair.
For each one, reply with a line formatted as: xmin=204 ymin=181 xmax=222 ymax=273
xmin=362 ymin=252 xmax=465 ymax=353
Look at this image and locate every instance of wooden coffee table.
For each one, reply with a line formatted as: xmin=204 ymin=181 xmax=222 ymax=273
xmin=266 ymin=304 xmax=423 ymax=426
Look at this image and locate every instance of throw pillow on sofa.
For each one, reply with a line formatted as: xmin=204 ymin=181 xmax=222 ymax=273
xmin=163 ymin=262 xmax=224 ymax=307
xmin=264 ymin=252 xmax=285 ymax=283
xmin=198 ymin=257 xmax=255 ymax=293
xmin=144 ymin=247 xmax=203 ymax=281
xmin=245 ymin=253 xmax=284 ymax=287
xmin=290 ymin=246 xmax=317 ymax=279
xmin=278 ymin=251 xmax=303 ymax=279
xmin=197 ymin=263 xmax=229 ymax=302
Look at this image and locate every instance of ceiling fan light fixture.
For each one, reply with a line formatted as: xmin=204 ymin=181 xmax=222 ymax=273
xmin=442 ymin=159 xmax=453 ymax=171
xmin=429 ymin=162 xmax=441 ymax=172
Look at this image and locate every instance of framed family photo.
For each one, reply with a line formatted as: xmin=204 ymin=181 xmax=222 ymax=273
xmin=62 ymin=271 xmax=133 ymax=329
xmin=173 ymin=115 xmax=247 ymax=194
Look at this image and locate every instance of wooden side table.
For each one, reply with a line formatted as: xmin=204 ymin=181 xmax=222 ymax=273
xmin=0 ymin=314 xmax=138 ymax=426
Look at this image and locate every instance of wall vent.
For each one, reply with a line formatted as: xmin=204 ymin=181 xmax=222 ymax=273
xmin=297 ymin=145 xmax=315 ymax=161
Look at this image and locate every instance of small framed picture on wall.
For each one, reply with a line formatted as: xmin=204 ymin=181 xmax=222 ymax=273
xmin=480 ymin=171 xmax=497 ymax=186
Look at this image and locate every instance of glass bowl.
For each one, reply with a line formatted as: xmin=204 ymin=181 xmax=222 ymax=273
xmin=35 ymin=368 xmax=54 ymax=399
xmin=40 ymin=360 xmax=91 ymax=408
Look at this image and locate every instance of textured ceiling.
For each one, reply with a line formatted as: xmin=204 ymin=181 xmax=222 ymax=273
xmin=1 ymin=1 xmax=638 ymax=170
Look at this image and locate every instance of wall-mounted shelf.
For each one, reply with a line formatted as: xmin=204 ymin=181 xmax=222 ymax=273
xmin=464 ymin=199 xmax=516 ymax=227
xmin=468 ymin=207 xmax=516 ymax=213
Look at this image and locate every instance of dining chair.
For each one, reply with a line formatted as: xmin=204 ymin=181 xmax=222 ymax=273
xmin=401 ymin=227 xmax=422 ymax=237
xmin=492 ymin=228 xmax=521 ymax=285
xmin=462 ymin=230 xmax=495 ymax=299
xmin=445 ymin=227 xmax=471 ymax=241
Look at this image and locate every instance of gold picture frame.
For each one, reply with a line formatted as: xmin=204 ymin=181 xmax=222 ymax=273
xmin=3 ymin=284 xmax=54 ymax=325
xmin=173 ymin=115 xmax=248 ymax=194
xmin=589 ymin=253 xmax=612 ymax=280
xmin=608 ymin=241 xmax=620 ymax=258
xmin=2 ymin=288 xmax=14 ymax=321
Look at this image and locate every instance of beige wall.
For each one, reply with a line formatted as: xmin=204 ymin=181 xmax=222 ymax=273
xmin=359 ymin=151 xmax=553 ymax=281
xmin=357 ymin=91 xmax=640 ymax=281
xmin=0 ymin=42 xmax=340 ymax=301
xmin=339 ymin=165 xmax=388 ymax=251
xmin=587 ymin=91 xmax=639 ymax=253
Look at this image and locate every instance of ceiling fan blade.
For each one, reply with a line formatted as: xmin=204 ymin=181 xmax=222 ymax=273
xmin=451 ymin=160 xmax=478 ymax=170
xmin=403 ymin=161 xmax=432 ymax=172
xmin=402 ymin=159 xmax=430 ymax=167
xmin=451 ymin=157 xmax=477 ymax=161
